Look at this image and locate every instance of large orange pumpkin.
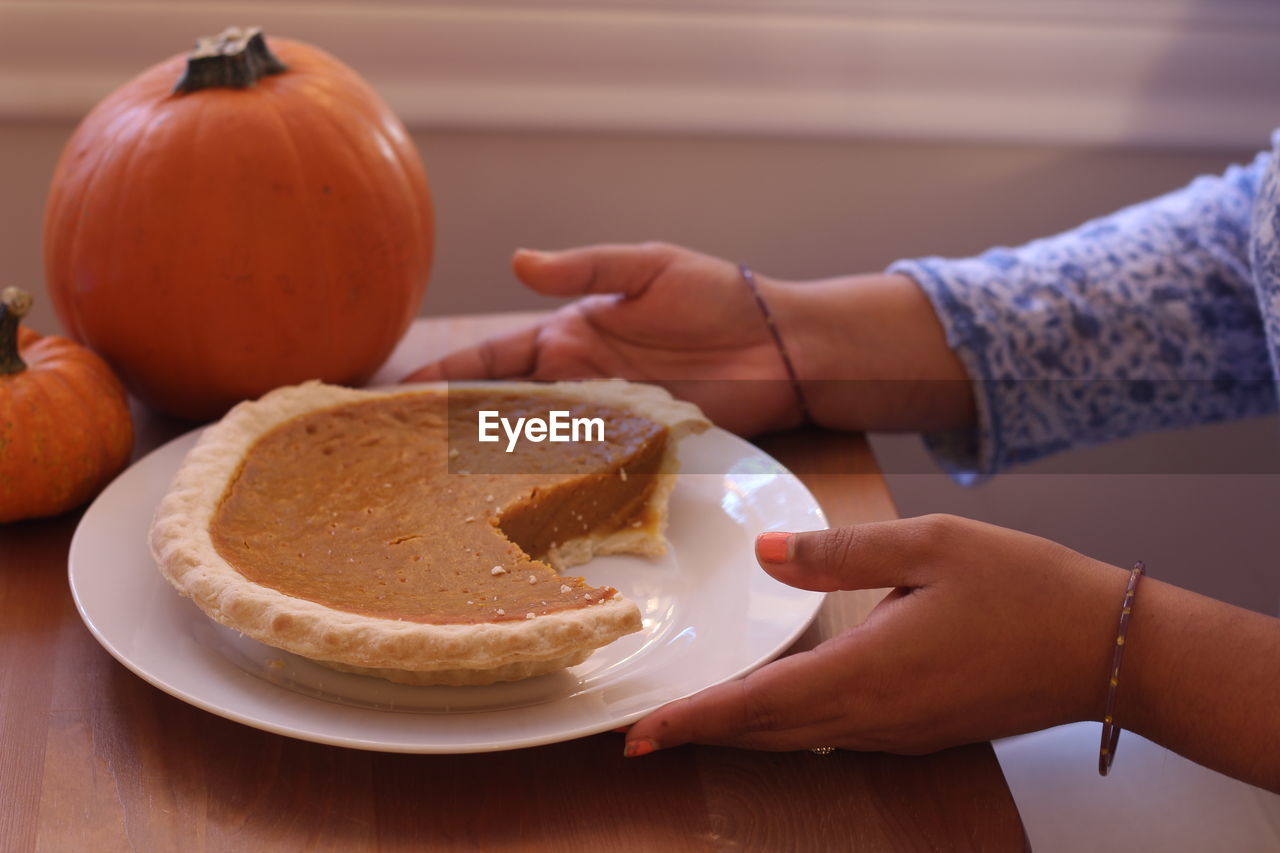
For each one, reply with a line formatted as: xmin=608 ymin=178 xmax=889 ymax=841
xmin=44 ymin=28 xmax=433 ymax=420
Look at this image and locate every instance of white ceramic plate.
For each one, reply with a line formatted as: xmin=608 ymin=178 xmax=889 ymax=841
xmin=69 ymin=425 xmax=826 ymax=753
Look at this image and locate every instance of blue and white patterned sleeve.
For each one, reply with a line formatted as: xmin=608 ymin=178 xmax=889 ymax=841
xmin=888 ymin=147 xmax=1277 ymax=484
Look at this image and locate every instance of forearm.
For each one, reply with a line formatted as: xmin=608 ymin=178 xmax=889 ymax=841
xmin=1113 ymin=579 xmax=1280 ymax=791
xmin=761 ymin=272 xmax=977 ymax=432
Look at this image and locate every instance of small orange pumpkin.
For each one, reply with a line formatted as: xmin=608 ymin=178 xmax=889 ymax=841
xmin=44 ymin=27 xmax=433 ymax=420
xmin=0 ymin=287 xmax=134 ymax=523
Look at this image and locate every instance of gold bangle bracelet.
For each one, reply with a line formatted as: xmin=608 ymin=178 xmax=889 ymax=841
xmin=1099 ymin=560 xmax=1146 ymax=776
xmin=739 ymin=262 xmax=813 ymax=425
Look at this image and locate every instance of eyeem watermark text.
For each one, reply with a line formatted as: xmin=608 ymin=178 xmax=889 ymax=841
xmin=477 ymin=410 xmax=605 ymax=453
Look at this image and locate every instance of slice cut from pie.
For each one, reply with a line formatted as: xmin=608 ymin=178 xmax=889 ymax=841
xmin=149 ymin=380 xmax=709 ymax=685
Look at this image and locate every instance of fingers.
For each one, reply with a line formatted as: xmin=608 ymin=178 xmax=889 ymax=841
xmin=400 ymin=324 xmax=540 ymax=382
xmin=624 ymin=646 xmax=852 ymax=754
xmin=512 ymin=243 xmax=680 ymax=299
xmin=754 ymin=515 xmax=963 ymax=592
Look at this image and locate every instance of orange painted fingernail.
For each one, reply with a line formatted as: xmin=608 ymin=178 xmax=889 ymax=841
xmin=756 ymin=532 xmax=793 ymax=564
xmin=623 ymin=737 xmax=657 ymax=758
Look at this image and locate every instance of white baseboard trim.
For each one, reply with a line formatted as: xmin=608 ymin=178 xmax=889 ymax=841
xmin=1 ymin=0 xmax=1277 ymax=149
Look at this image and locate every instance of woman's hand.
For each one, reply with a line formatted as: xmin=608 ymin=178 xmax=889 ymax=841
xmin=402 ymin=243 xmax=803 ymax=435
xmin=405 ymin=241 xmax=977 ymax=435
xmin=623 ymin=515 xmax=1128 ymax=756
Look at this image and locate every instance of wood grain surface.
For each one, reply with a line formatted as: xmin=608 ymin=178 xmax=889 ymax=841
xmin=0 ymin=315 xmax=1026 ymax=852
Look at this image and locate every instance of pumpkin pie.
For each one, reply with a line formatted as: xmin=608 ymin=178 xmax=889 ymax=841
xmin=149 ymin=380 xmax=709 ymax=685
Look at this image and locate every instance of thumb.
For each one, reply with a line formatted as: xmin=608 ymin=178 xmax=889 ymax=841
xmin=512 ymin=243 xmax=679 ymax=299
xmin=755 ymin=521 xmax=931 ymax=592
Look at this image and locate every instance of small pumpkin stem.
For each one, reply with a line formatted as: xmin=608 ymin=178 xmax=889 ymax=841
xmin=173 ymin=26 xmax=287 ymax=94
xmin=0 ymin=286 xmax=32 ymax=376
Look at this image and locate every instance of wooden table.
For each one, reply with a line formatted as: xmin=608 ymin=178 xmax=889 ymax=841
xmin=1 ymin=314 xmax=1026 ymax=851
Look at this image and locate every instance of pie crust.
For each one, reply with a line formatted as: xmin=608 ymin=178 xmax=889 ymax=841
xmin=149 ymin=380 xmax=709 ymax=685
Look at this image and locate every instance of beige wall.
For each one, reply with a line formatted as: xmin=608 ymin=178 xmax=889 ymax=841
xmin=5 ymin=121 xmax=1252 ymax=333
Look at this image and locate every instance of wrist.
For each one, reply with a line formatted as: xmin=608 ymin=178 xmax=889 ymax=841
xmin=1106 ymin=578 xmax=1190 ymax=746
xmin=737 ymin=263 xmax=813 ymax=430
xmin=1043 ymin=555 xmax=1134 ymax=725
xmin=758 ymin=272 xmax=977 ymax=432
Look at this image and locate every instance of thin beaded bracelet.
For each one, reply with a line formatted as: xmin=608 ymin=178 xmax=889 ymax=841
xmin=739 ymin=262 xmax=814 ymax=425
xmin=1099 ymin=560 xmax=1146 ymax=776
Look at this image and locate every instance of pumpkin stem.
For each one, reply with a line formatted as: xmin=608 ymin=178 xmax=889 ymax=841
xmin=0 ymin=286 xmax=32 ymax=375
xmin=173 ymin=26 xmax=287 ymax=94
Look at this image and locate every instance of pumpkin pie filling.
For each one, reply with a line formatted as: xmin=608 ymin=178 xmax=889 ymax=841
xmin=209 ymin=390 xmax=668 ymax=625
xmin=152 ymin=380 xmax=709 ymax=684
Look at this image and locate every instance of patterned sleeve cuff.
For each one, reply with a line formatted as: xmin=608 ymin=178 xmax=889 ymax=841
xmin=887 ymin=257 xmax=1006 ymax=483
xmin=884 ymin=143 xmax=1279 ymax=484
